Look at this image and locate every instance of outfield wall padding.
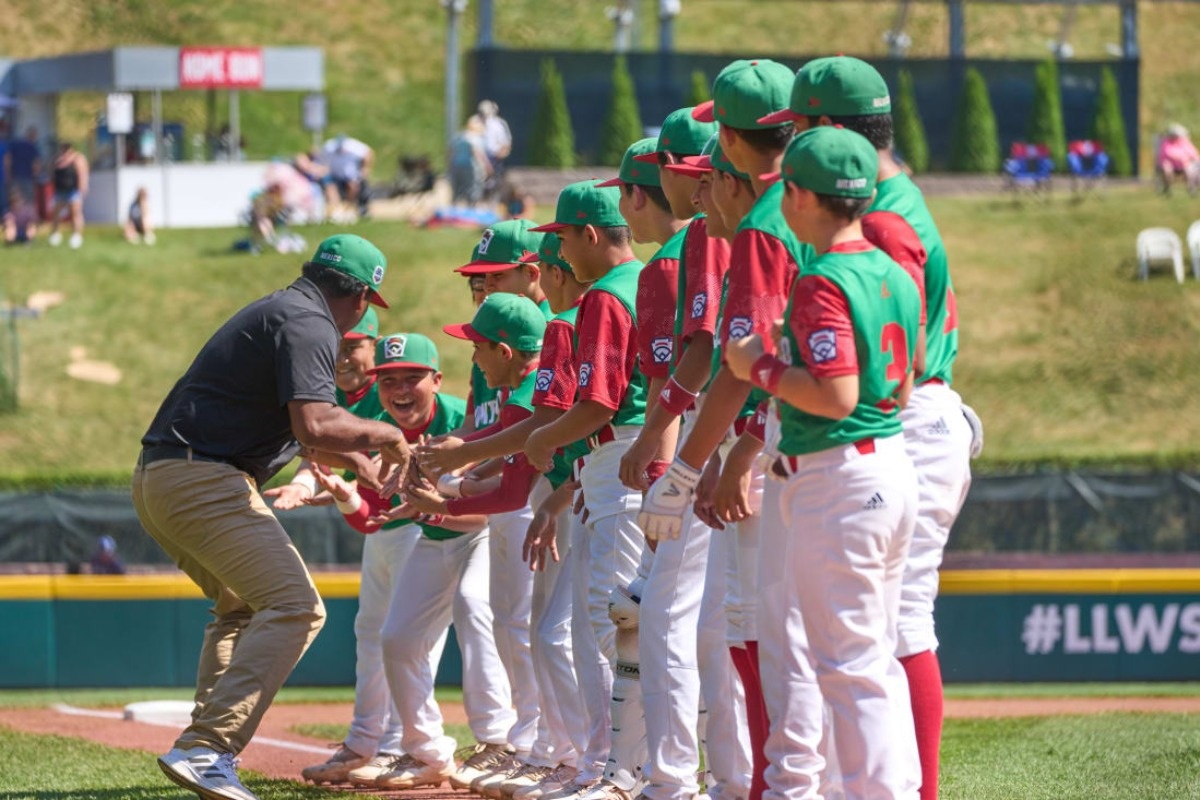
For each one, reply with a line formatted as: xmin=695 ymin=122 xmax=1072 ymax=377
xmin=2 ymin=571 xmax=1198 ymax=688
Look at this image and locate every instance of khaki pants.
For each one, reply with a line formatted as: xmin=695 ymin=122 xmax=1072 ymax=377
xmin=131 ymin=456 xmax=326 ymax=755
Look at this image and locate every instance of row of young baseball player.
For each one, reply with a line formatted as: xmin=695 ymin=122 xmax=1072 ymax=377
xmin=277 ymin=56 xmax=982 ymax=800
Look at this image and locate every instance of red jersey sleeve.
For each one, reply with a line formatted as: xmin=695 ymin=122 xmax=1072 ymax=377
xmin=721 ymin=230 xmax=798 ymax=348
xmin=445 ymin=456 xmax=539 ymax=515
xmin=532 ymin=318 xmax=578 ymax=411
xmin=341 ymin=486 xmax=394 ymax=534
xmin=636 ymin=257 xmax=680 ymax=379
xmin=575 ymin=290 xmax=637 ymax=411
xmin=681 ymin=218 xmax=731 ymax=342
xmin=789 ymin=275 xmax=857 ymax=378
xmin=862 ymin=210 xmax=927 ymax=324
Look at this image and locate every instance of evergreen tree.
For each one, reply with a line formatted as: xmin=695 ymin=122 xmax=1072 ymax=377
xmin=951 ymin=67 xmax=1000 ymax=173
xmin=687 ymin=69 xmax=710 ymax=107
xmin=1090 ymin=67 xmax=1132 ymax=177
xmin=893 ymin=69 xmax=929 ymax=174
xmin=599 ymin=56 xmax=644 ymax=167
xmin=529 ymin=59 xmax=576 ymax=168
xmin=1028 ymin=58 xmax=1067 ymax=171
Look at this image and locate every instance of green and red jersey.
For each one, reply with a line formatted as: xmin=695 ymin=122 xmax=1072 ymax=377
xmin=674 ymin=214 xmax=731 ymax=351
xmin=869 ymin=172 xmax=958 ymax=385
xmin=638 ymin=226 xmax=687 ymax=380
xmin=573 ymin=259 xmax=648 ymax=428
xmin=534 ymin=303 xmax=591 ymax=490
xmin=777 ymin=242 xmax=920 ymax=456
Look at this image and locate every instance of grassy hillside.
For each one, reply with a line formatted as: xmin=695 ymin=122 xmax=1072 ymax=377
xmin=2 ymin=2 xmax=1197 ymax=175
xmin=1 ymin=184 xmax=1199 ymax=484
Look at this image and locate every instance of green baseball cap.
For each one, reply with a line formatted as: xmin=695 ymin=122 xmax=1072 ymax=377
xmin=344 ymin=306 xmax=379 ymax=340
xmin=669 ymin=134 xmax=751 ymax=181
xmin=530 ymin=180 xmax=627 ymax=232
xmin=597 ymin=138 xmax=661 ymax=188
xmin=520 ymin=232 xmax=573 ymax=273
xmin=763 ymin=125 xmax=878 ymax=198
xmin=443 ymin=292 xmax=546 ymax=352
xmin=456 ymin=219 xmax=541 ymax=274
xmin=634 ymin=107 xmax=719 ymax=163
xmin=692 ymin=59 xmax=795 ymax=130
xmin=308 ymin=234 xmax=389 ymax=308
xmin=760 ymin=56 xmax=892 ymax=125
xmin=370 ymin=332 xmax=439 ymax=373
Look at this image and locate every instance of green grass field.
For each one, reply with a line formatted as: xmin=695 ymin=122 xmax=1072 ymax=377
xmin=1 ymin=184 xmax=1199 ymax=486
xmin=1 ymin=687 xmax=1198 ymax=799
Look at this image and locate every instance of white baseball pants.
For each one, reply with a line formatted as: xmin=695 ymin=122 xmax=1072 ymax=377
xmin=776 ymin=434 xmax=920 ymax=800
xmin=896 ymin=382 xmax=972 ymax=658
xmin=346 ymin=523 xmax=446 ymax=758
xmin=382 ymin=530 xmax=516 ymax=770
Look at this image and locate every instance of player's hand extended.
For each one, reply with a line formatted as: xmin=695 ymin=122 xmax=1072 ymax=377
xmin=312 ymin=467 xmax=355 ymax=504
xmin=416 ymin=436 xmax=468 ymax=477
xmin=263 ymin=482 xmax=311 ymax=511
xmin=618 ymin=433 xmax=656 ymax=492
xmin=639 ymin=458 xmax=702 ymax=540
xmin=367 ymin=500 xmax=419 ymax=528
xmin=714 ymin=453 xmax=754 ymax=523
xmin=378 ymin=438 xmax=412 ymax=495
xmin=523 ymin=508 xmax=560 ymax=571
xmin=724 ymin=334 xmax=766 ymax=383
xmin=693 ymin=451 xmax=724 ymax=530
xmin=524 ymin=428 xmax=556 ymax=473
xmin=403 ymin=480 xmax=448 ymax=516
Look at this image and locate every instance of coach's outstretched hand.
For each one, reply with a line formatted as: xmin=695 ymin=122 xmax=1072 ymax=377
xmin=378 ymin=438 xmax=413 ymax=498
xmin=639 ymin=459 xmax=702 ymax=540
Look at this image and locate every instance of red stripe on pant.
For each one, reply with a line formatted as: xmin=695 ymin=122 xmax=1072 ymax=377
xmin=730 ymin=641 xmax=769 ymax=800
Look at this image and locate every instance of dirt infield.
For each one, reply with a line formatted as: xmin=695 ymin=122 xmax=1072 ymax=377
xmin=2 ymin=696 xmax=1199 ymax=792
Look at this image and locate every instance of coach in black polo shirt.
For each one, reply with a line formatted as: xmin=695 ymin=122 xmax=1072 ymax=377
xmin=134 ymin=234 xmax=410 ymax=800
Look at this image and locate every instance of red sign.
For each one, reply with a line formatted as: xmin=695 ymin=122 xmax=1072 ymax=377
xmin=179 ymin=47 xmax=264 ymax=89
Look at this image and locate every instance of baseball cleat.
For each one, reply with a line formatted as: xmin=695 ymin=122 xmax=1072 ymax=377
xmin=538 ymin=776 xmax=598 ymax=800
xmin=513 ymin=764 xmax=581 ymax=800
xmin=474 ymin=758 xmax=527 ymax=798
xmin=375 ymin=753 xmax=455 ymax=789
xmin=299 ymin=742 xmax=369 ymax=784
xmin=450 ymin=742 xmax=518 ymax=791
xmin=347 ymin=752 xmax=398 ymax=787
xmin=499 ymin=763 xmax=554 ymax=798
xmin=578 ymin=779 xmax=635 ymax=800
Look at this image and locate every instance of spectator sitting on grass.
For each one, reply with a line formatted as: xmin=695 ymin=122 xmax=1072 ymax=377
xmin=3 ymin=189 xmax=36 ymax=245
xmin=124 ymin=186 xmax=156 ymax=245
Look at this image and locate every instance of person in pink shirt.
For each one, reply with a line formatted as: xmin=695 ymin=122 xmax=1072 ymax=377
xmin=1156 ymin=124 xmax=1200 ymax=195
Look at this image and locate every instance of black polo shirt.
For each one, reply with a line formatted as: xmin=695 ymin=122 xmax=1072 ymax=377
xmin=142 ymin=277 xmax=340 ymax=486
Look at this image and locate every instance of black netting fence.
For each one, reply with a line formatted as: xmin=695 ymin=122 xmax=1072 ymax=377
xmin=2 ymin=471 xmax=1200 ymax=568
xmin=468 ymin=49 xmax=1139 ymax=174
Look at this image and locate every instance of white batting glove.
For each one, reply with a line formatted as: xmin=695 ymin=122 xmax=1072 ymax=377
xmin=962 ymin=403 xmax=984 ymax=459
xmin=639 ymin=459 xmax=702 ymax=540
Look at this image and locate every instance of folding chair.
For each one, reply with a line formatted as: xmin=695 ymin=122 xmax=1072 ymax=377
xmin=1135 ymin=227 xmax=1185 ymax=283
xmin=1003 ymin=143 xmax=1054 ymax=193
xmin=1186 ymin=220 xmax=1200 ymax=280
xmin=1067 ymin=140 xmax=1109 ymax=193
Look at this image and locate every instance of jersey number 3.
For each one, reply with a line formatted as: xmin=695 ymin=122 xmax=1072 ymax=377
xmin=881 ymin=322 xmax=909 ymax=382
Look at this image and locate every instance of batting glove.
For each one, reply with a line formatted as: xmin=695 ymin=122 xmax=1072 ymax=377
xmin=639 ymin=459 xmax=702 ymax=540
xmin=962 ymin=403 xmax=984 ymax=459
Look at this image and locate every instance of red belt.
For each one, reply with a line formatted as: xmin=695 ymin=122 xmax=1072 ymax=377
xmin=586 ymin=424 xmax=618 ymax=450
xmin=770 ymin=438 xmax=876 ymax=478
xmin=922 ymin=377 xmax=945 ymax=386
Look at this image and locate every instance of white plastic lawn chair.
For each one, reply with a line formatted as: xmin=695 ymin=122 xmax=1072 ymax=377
xmin=1187 ymin=220 xmax=1200 ymax=279
xmin=1136 ymin=227 xmax=1185 ymax=283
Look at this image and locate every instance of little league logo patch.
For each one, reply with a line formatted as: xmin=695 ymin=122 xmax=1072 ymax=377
xmin=383 ymin=335 xmax=407 ymax=359
xmin=579 ymin=362 xmax=594 ymax=388
xmin=478 ymin=228 xmax=495 ymax=254
xmin=651 ymin=337 xmax=673 ymax=364
xmin=727 ymin=316 xmax=754 ymax=340
xmin=691 ymin=292 xmax=708 ymax=319
xmin=808 ymin=328 xmax=837 ymax=363
xmin=372 ymin=265 xmax=384 ymax=285
xmin=535 ymin=368 xmax=555 ymax=393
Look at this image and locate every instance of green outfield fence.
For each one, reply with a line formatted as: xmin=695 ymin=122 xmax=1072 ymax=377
xmin=2 ymin=570 xmax=1199 ymax=687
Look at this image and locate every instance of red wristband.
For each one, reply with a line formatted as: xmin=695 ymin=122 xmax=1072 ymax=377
xmin=749 ymin=353 xmax=788 ymax=396
xmin=418 ymin=513 xmax=445 ymax=526
xmin=744 ymin=401 xmax=768 ymax=442
xmin=646 ymin=459 xmax=671 ymax=484
xmin=658 ymin=376 xmax=699 ymax=417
